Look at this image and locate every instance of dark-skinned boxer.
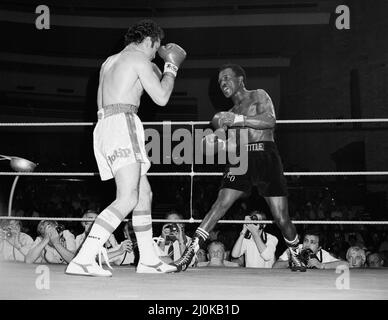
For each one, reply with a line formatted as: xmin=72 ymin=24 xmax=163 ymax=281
xmin=173 ymin=63 xmax=306 ymax=272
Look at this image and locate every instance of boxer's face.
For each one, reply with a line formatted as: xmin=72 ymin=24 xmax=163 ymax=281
xmin=218 ymin=68 xmax=242 ymax=98
xmin=146 ymin=37 xmax=161 ymax=60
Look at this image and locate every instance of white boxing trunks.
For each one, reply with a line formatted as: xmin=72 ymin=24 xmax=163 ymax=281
xmin=93 ymin=104 xmax=151 ymax=181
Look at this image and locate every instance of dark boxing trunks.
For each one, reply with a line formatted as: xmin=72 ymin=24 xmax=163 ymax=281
xmin=220 ymin=141 xmax=288 ymax=197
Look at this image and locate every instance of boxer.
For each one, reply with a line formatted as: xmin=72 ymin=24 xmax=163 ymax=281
xmin=173 ymin=63 xmax=306 ymax=272
xmin=66 ymin=19 xmax=186 ymax=276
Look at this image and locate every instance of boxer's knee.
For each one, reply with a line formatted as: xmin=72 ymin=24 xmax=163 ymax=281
xmin=272 ymin=206 xmax=291 ymax=227
xmin=115 ymin=188 xmax=139 ymax=213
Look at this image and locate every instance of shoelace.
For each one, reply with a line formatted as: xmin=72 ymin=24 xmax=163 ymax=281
xmin=176 ymin=240 xmax=198 ymax=266
xmin=289 ymin=249 xmax=303 ymax=266
xmin=98 ymin=247 xmax=113 ymax=270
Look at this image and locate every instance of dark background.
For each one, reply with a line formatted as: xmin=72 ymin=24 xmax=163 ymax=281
xmin=0 ymin=0 xmax=387 ymax=227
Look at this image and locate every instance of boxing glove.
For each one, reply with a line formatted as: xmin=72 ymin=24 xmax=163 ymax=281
xmin=212 ymin=112 xmax=245 ymax=130
xmin=158 ymin=43 xmax=187 ymax=77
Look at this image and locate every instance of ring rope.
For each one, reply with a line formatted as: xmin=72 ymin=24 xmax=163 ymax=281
xmin=2 ymin=119 xmax=387 ymax=226
xmin=0 ymin=216 xmax=387 ymax=225
xmin=1 ymin=171 xmax=388 ymax=176
xmin=189 ymin=122 xmax=195 ymax=219
xmin=1 ymin=118 xmax=388 ymax=127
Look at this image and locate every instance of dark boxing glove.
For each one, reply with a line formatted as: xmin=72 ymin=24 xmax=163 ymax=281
xmin=158 ymin=43 xmax=187 ymax=77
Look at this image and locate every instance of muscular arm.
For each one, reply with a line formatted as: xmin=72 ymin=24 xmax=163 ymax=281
xmin=136 ymin=58 xmax=175 ymax=106
xmin=243 ymin=90 xmax=276 ymax=130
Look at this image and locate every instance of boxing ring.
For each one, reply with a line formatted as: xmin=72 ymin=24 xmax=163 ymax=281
xmin=1 ymin=118 xmax=388 ymax=300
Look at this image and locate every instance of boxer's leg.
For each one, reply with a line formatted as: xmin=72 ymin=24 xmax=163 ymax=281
xmin=134 ymin=175 xmax=177 ymax=273
xmin=173 ymin=188 xmax=244 ymax=271
xmin=265 ymin=196 xmax=306 ymax=272
xmin=66 ymin=163 xmax=140 ymax=276
xmin=196 ymin=188 xmax=245 ymax=244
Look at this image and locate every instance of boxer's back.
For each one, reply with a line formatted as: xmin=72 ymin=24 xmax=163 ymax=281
xmin=97 ymin=50 xmax=145 ymax=110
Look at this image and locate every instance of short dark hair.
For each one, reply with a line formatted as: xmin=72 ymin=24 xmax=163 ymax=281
xmin=218 ymin=63 xmax=247 ymax=85
xmin=124 ymin=19 xmax=164 ymax=46
xmin=250 ymin=210 xmax=266 ymax=219
xmin=304 ymin=228 xmax=321 ymax=243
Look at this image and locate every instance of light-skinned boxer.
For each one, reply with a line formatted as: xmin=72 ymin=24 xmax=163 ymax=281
xmin=66 ymin=19 xmax=186 ymax=276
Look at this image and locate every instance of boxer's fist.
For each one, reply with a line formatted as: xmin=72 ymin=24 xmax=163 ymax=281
xmin=152 ymin=63 xmax=162 ymax=80
xmin=158 ymin=43 xmax=187 ymax=77
xmin=212 ymin=112 xmax=245 ymax=130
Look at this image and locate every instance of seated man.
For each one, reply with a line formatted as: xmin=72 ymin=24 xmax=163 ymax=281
xmin=154 ymin=211 xmax=195 ymax=266
xmin=231 ymin=211 xmax=278 ymax=268
xmin=75 ymin=210 xmax=135 ymax=266
xmin=26 ymin=220 xmax=76 ymax=264
xmin=197 ymin=240 xmax=239 ymax=267
xmin=367 ymin=252 xmax=384 ymax=268
xmin=346 ymin=246 xmax=366 ymax=268
xmin=273 ymin=228 xmax=348 ymax=269
xmin=0 ymin=219 xmax=34 ymax=262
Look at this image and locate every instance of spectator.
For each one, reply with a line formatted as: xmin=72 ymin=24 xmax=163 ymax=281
xmin=0 ymin=219 xmax=34 ymax=262
xmin=26 ymin=220 xmax=76 ymax=264
xmin=231 ymin=211 xmax=278 ymax=268
xmin=75 ymin=211 xmax=134 ymax=266
xmin=346 ymin=246 xmax=366 ymax=268
xmin=367 ymin=253 xmax=384 ymax=268
xmin=198 ymin=240 xmax=239 ymax=267
xmin=273 ymin=228 xmax=348 ymax=269
xmin=196 ymin=248 xmax=207 ymax=264
xmin=154 ymin=211 xmax=194 ymax=266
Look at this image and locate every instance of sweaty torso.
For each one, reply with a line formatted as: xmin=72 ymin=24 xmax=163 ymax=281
xmin=231 ymin=90 xmax=275 ymax=143
xmin=97 ymin=50 xmax=145 ymax=110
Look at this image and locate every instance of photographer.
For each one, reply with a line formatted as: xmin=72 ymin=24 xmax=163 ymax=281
xmin=25 ymin=220 xmax=76 ymax=264
xmin=0 ymin=219 xmax=33 ymax=262
xmin=155 ymin=212 xmax=194 ymax=265
xmin=273 ymin=228 xmax=348 ymax=269
xmin=231 ymin=211 xmax=278 ymax=268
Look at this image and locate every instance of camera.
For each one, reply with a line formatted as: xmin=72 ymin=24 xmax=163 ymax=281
xmin=1 ymin=228 xmax=13 ymax=238
xmin=244 ymin=215 xmax=264 ymax=239
xmin=299 ymin=248 xmax=318 ymax=268
xmin=165 ymin=223 xmax=178 ymax=241
xmin=56 ymin=224 xmax=65 ymax=234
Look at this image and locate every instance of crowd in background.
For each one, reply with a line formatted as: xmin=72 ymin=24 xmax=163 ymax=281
xmin=1 ymin=177 xmax=387 ymax=269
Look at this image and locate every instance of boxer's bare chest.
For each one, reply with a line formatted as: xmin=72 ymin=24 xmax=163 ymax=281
xmin=231 ymin=95 xmax=273 ymax=142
